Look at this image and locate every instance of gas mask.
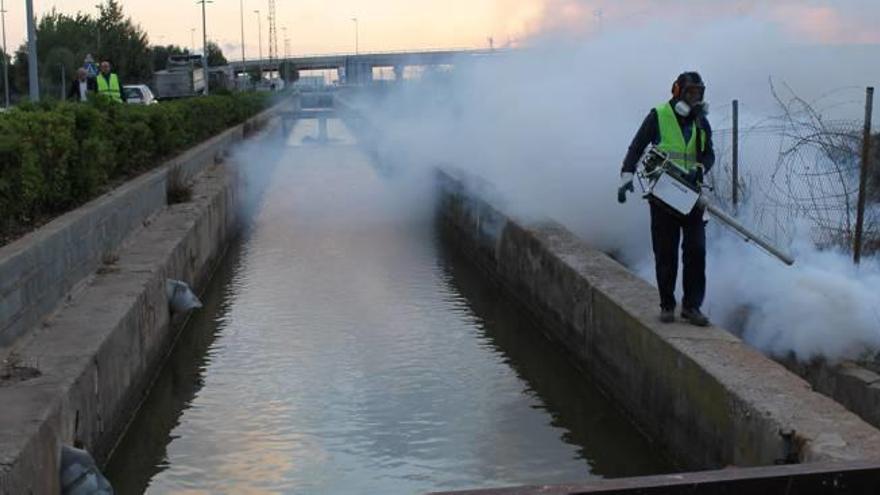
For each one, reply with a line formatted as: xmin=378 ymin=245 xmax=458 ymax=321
xmin=674 ymin=98 xmax=709 ymax=118
xmin=674 ymin=80 xmax=707 ymax=118
xmin=674 ymin=100 xmax=693 ymax=117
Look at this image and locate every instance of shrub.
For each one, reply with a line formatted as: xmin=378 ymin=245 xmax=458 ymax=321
xmin=0 ymin=92 xmax=271 ymax=243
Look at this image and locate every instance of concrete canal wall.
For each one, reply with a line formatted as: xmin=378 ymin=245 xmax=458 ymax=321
xmin=785 ymin=359 xmax=880 ymax=434
xmin=436 ymin=168 xmax=880 ymax=471
xmin=0 ymin=107 xmax=282 ymax=494
xmin=0 ymin=107 xmax=275 ymax=349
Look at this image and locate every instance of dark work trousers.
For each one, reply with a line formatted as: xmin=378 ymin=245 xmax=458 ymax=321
xmin=649 ymin=202 xmax=706 ymax=311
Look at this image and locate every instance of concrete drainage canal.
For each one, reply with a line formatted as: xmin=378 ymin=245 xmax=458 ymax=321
xmin=93 ymin=114 xmax=880 ymax=494
xmin=103 ymin=118 xmax=673 ymax=493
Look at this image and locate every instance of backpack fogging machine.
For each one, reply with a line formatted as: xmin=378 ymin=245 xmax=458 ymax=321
xmin=637 ymin=146 xmax=795 ymax=266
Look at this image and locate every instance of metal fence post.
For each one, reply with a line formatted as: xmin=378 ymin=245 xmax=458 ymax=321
xmin=854 ymin=86 xmax=874 ymax=265
xmin=732 ymin=99 xmax=739 ymax=211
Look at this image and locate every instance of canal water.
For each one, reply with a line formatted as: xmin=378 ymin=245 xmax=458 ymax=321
xmin=105 ymin=119 xmax=672 ymax=494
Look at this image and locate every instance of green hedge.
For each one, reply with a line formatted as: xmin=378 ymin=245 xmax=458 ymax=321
xmin=0 ymin=92 xmax=270 ymax=239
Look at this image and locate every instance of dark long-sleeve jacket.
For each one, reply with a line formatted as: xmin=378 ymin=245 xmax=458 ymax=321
xmin=622 ymin=101 xmax=715 ymax=175
xmin=68 ymin=78 xmax=97 ymax=101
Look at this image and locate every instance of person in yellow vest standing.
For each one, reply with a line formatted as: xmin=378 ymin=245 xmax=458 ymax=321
xmin=96 ymin=60 xmax=126 ymax=103
xmin=618 ymin=72 xmax=716 ymax=326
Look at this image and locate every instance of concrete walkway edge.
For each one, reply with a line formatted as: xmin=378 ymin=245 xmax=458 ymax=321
xmin=436 ymin=167 xmax=880 ymax=470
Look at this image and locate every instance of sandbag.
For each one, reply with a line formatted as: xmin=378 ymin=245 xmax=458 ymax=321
xmin=166 ymin=279 xmax=203 ymax=313
xmin=60 ymin=445 xmax=114 ymax=495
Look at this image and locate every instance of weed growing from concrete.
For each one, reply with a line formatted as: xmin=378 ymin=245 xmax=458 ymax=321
xmin=0 ymin=351 xmax=41 ymax=386
xmin=167 ymin=166 xmax=193 ymax=205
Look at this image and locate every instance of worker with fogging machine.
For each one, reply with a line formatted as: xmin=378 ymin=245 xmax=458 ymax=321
xmin=618 ymin=72 xmax=795 ymax=327
xmin=618 ymin=72 xmax=715 ymax=326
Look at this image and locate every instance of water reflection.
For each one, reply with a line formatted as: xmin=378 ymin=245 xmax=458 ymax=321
xmin=438 ymin=245 xmax=675 ymax=478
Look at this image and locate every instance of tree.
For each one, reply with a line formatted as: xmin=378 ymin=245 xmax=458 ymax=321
xmin=0 ymin=52 xmax=12 ymax=102
xmin=13 ymin=10 xmax=97 ymax=100
xmin=96 ymin=0 xmax=151 ymax=82
xmin=12 ymin=1 xmax=153 ymax=99
xmin=206 ymin=42 xmax=227 ymax=67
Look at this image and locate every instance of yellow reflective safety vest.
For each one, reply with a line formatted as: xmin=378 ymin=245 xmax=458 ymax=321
xmin=96 ymin=73 xmax=122 ymax=102
xmin=655 ymin=102 xmax=704 ymax=173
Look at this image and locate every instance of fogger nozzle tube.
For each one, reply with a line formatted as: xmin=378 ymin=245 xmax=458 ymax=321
xmin=698 ymin=198 xmax=795 ymax=266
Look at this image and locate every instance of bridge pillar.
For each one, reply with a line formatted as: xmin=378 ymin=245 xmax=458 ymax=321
xmin=355 ymin=62 xmax=373 ymax=84
xmin=394 ymin=65 xmax=405 ymax=81
xmin=318 ymin=116 xmax=328 ymax=143
xmin=344 ymin=59 xmax=374 ymax=85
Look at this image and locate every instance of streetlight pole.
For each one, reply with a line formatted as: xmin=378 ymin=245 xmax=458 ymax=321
xmin=281 ymin=26 xmax=287 ymax=57
xmin=95 ymin=3 xmax=101 ymax=54
xmin=26 ymin=0 xmax=38 ymax=101
xmin=239 ymin=0 xmax=245 ymax=64
xmin=197 ymin=0 xmax=212 ymax=95
xmin=281 ymin=26 xmax=288 ymax=81
xmin=254 ymin=9 xmax=262 ymax=79
xmin=351 ymin=17 xmax=358 ymax=55
xmin=1 ymin=0 xmax=9 ymax=107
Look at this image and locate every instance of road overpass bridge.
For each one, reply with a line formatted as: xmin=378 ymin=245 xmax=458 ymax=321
xmin=229 ymin=48 xmax=498 ymax=84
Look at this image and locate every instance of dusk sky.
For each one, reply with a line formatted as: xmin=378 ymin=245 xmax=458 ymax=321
xmin=2 ymin=1 xmax=879 ymax=58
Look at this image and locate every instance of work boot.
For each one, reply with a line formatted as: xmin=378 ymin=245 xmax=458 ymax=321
xmin=659 ymin=308 xmax=675 ymax=323
xmin=681 ymin=307 xmax=710 ymax=327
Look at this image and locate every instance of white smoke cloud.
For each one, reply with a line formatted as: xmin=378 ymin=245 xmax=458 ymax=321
xmin=705 ymin=230 xmax=880 ymax=361
xmin=353 ymin=11 xmax=880 ymax=362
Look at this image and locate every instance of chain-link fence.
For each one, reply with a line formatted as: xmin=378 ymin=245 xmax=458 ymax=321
xmin=705 ymin=87 xmax=877 ymax=255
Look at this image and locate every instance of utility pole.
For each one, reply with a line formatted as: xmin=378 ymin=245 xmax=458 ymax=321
xmin=197 ymin=0 xmax=212 ymax=95
xmin=1 ymin=0 xmax=9 ymax=107
xmin=191 ymin=28 xmax=196 ymax=54
xmin=26 ymin=0 xmax=38 ymax=101
xmin=854 ymin=86 xmax=874 ymax=265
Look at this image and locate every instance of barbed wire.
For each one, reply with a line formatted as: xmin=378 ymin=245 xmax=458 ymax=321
xmin=705 ymin=83 xmax=877 ymax=253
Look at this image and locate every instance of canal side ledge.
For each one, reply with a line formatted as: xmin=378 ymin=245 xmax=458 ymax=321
xmin=436 ymin=167 xmax=880 ymax=471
